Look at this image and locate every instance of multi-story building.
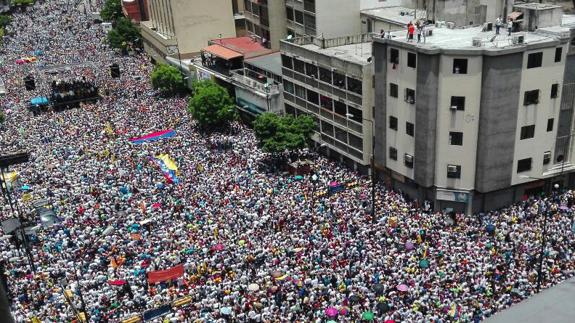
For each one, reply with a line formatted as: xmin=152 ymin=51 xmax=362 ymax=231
xmin=280 ymin=34 xmax=374 ymax=172
xmin=121 ymin=0 xmax=149 ymax=23
xmin=243 ymin=0 xmax=287 ymax=50
xmin=140 ymin=0 xmax=236 ymax=63
xmin=285 ymin=0 xmax=361 ymax=39
xmin=372 ymin=6 xmax=575 ymax=213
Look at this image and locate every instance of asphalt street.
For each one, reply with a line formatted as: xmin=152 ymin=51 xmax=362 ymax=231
xmin=486 ymin=277 xmax=575 ymax=323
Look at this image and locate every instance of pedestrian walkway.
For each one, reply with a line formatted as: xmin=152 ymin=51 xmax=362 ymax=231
xmin=486 ymin=277 xmax=575 ymax=323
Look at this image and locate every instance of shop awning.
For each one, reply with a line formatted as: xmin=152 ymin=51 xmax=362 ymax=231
xmin=508 ymin=11 xmax=523 ymax=21
xmin=203 ymin=44 xmax=243 ymax=60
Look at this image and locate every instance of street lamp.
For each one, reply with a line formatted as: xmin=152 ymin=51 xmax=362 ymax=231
xmin=346 ymin=113 xmax=376 ymax=223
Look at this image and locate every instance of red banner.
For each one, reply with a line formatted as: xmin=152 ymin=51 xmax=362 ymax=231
xmin=147 ymin=264 xmax=184 ymax=284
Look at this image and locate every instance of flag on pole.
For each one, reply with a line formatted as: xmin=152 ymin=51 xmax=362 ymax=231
xmin=152 ymin=154 xmax=179 ymax=184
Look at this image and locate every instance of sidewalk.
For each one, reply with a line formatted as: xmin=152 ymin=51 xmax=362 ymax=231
xmin=486 ymin=277 xmax=575 ymax=323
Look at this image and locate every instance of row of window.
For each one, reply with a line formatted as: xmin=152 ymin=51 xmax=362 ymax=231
xmin=389 ymin=83 xmax=415 ymax=103
xmin=283 ymin=79 xmax=364 ymax=123
xmin=390 ymin=48 xmax=468 ymax=74
xmin=517 ymin=151 xmax=554 ymax=173
xmin=389 ymin=116 xmax=463 ymax=145
xmin=524 ymin=84 xmax=559 ymax=106
xmin=526 ymin=48 xmax=562 ymax=69
xmin=519 ymin=119 xmax=554 ymax=140
xmin=390 ymin=147 xmax=463 ymax=178
xmin=282 ymin=55 xmax=363 ymax=95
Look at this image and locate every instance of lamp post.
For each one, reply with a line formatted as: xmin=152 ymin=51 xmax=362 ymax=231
xmin=346 ymin=113 xmax=376 ymax=223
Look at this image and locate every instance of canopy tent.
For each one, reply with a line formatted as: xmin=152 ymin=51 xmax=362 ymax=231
xmin=30 ymin=97 xmax=49 ymax=106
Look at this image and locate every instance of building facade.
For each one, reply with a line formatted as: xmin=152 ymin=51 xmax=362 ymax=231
xmin=285 ymin=0 xmax=361 ymax=39
xmin=243 ymin=0 xmax=286 ymax=50
xmin=121 ymin=0 xmax=149 ymax=23
xmin=373 ymin=16 xmax=575 ymax=213
xmin=140 ymin=0 xmax=236 ymax=63
xmin=280 ymin=34 xmax=374 ymax=171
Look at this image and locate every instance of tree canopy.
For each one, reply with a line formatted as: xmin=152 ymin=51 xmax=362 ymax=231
xmin=0 ymin=15 xmax=11 ymax=28
xmin=188 ymin=80 xmax=236 ymax=129
xmin=107 ymin=17 xmax=140 ymax=49
xmin=253 ymin=113 xmax=315 ymax=154
xmin=12 ymin=0 xmax=35 ymax=6
xmin=150 ymin=63 xmax=185 ymax=95
xmin=100 ymin=0 xmax=123 ymax=22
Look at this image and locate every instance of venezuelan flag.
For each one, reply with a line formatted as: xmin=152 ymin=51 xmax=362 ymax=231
xmin=152 ymin=154 xmax=180 ymax=184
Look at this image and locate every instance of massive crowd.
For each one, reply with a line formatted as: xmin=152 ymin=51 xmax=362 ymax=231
xmin=0 ymin=1 xmax=574 ymax=322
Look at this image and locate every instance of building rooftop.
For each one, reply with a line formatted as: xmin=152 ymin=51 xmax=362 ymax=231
xmin=300 ymin=42 xmax=373 ymax=65
xmin=513 ymin=2 xmax=563 ymax=11
xmin=361 ymin=6 xmax=427 ymax=27
xmin=384 ymin=24 xmax=566 ymax=51
xmin=563 ymin=15 xmax=575 ymax=27
xmin=244 ymin=52 xmax=282 ymax=76
xmin=210 ymin=37 xmax=274 ymax=59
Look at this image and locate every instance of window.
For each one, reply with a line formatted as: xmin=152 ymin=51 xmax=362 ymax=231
xmin=348 ymin=106 xmax=362 ymax=123
xmin=307 ymin=90 xmax=319 ymax=105
xmin=305 ymin=63 xmax=317 ymax=78
xmin=407 ymin=52 xmax=416 ymax=68
xmin=406 ymin=122 xmax=414 ymax=137
xmin=303 ymin=0 xmax=315 ymax=12
xmin=293 ymin=58 xmax=305 ymax=74
xmin=390 ymin=48 xmax=399 ymax=64
xmin=244 ymin=0 xmax=251 ymax=12
xmin=520 ymin=125 xmax=535 ymax=140
xmin=348 ymin=134 xmax=363 ymax=150
xmin=389 ymin=116 xmax=398 ymax=130
xmin=453 ymin=59 xmax=468 ymax=74
xmin=285 ymin=104 xmax=296 ymax=116
xmin=404 ymin=88 xmax=415 ymax=104
xmin=319 ymin=67 xmax=331 ymax=83
xmin=389 ymin=147 xmax=398 ymax=160
xmin=286 ymin=7 xmax=294 ymax=21
xmin=334 ymin=126 xmax=347 ymax=143
xmin=527 ymin=52 xmax=543 ymax=68
xmin=447 ymin=165 xmax=461 ymax=179
xmin=517 ymin=158 xmax=532 ymax=173
xmin=333 ymin=72 xmax=345 ymax=88
xmin=524 ymin=90 xmax=539 ymax=106
xmin=251 ymin=3 xmax=260 ymax=16
xmin=450 ymin=96 xmax=465 ymax=111
xmin=320 ymin=95 xmax=332 ymax=110
xmin=555 ymin=47 xmax=563 ymax=62
xmin=281 ymin=54 xmax=293 ymax=69
xmin=347 ymin=77 xmax=362 ymax=95
xmin=294 ymin=10 xmax=304 ymax=24
xmin=334 ymin=100 xmax=346 ymax=116
xmin=449 ymin=132 xmax=463 ymax=145
xmin=283 ymin=80 xmax=294 ymax=94
xmin=295 ymin=84 xmax=306 ymax=98
xmin=547 ymin=118 xmax=554 ymax=132
xmin=321 ymin=121 xmax=334 ymax=137
xmin=404 ymin=153 xmax=414 ymax=168
xmin=389 ymin=83 xmax=398 ymax=98
xmin=543 ymin=151 xmax=551 ymax=165
xmin=551 ymin=83 xmax=559 ymax=99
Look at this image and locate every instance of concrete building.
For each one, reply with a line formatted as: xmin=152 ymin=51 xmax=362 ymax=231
xmin=187 ymin=37 xmax=283 ymax=118
xmin=280 ymin=34 xmax=374 ymax=171
xmin=243 ymin=0 xmax=287 ymax=50
xmin=140 ymin=0 xmax=236 ymax=63
xmin=372 ymin=10 xmax=575 ymax=213
xmin=285 ymin=0 xmax=361 ymax=39
xmin=361 ymin=6 xmax=427 ymax=34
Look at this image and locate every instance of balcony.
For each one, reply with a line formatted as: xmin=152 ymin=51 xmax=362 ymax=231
xmin=231 ymin=70 xmax=280 ymax=96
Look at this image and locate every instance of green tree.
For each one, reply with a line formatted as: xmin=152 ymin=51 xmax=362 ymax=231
xmin=107 ymin=17 xmax=140 ymax=49
xmin=0 ymin=15 xmax=11 ymax=28
xmin=0 ymin=111 xmax=5 ymax=124
xmin=188 ymin=80 xmax=236 ymax=128
xmin=12 ymin=0 xmax=34 ymax=5
xmin=100 ymin=0 xmax=123 ymax=22
xmin=253 ymin=113 xmax=315 ymax=154
xmin=151 ymin=63 xmax=185 ymax=94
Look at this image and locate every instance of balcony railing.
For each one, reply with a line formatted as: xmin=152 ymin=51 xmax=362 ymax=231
xmin=231 ymin=71 xmax=280 ymax=95
xmin=288 ymin=33 xmax=374 ymax=49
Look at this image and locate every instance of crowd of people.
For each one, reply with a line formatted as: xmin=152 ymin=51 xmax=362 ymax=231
xmin=0 ymin=1 xmax=574 ymax=322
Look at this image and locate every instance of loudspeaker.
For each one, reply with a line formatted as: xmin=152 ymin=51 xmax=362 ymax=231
xmin=24 ymin=76 xmax=35 ymax=91
xmin=110 ymin=64 xmax=120 ymax=78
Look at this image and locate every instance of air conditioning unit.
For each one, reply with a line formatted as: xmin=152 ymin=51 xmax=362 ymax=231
xmin=482 ymin=22 xmax=493 ymax=32
xmin=425 ymin=29 xmax=433 ymax=37
xmin=450 ymin=105 xmax=458 ymax=111
xmin=404 ymin=154 xmax=413 ymax=163
xmin=472 ymin=37 xmax=482 ymax=47
xmin=447 ymin=165 xmax=458 ymax=173
xmin=512 ymin=34 xmax=525 ymax=44
xmin=447 ymin=22 xmax=456 ymax=29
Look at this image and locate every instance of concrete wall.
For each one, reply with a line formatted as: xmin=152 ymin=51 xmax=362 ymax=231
xmin=172 ymin=0 xmax=236 ymax=55
xmin=268 ymin=0 xmax=287 ymax=50
xmin=361 ymin=0 xmax=415 ymax=10
xmin=373 ymin=41 xmax=388 ymax=169
xmin=475 ymin=53 xmax=522 ymax=193
xmin=511 ymin=45 xmax=566 ymax=185
xmin=414 ymin=53 xmax=439 ymax=187
xmin=431 ymin=0 xmax=483 ymax=26
xmin=315 ymin=0 xmax=361 ymax=38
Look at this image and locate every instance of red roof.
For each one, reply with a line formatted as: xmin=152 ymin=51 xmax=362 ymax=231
xmin=203 ymin=44 xmax=243 ymax=60
xmin=210 ymin=37 xmax=273 ymax=59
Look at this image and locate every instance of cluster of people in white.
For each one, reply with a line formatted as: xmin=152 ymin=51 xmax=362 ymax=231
xmin=0 ymin=1 xmax=574 ymax=322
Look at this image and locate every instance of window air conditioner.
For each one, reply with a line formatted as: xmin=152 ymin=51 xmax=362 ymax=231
xmin=404 ymin=154 xmax=413 ymax=163
xmin=472 ymin=38 xmax=482 ymax=47
xmin=447 ymin=165 xmax=458 ymax=173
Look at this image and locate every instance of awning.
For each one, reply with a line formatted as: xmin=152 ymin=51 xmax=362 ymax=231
xmin=203 ymin=44 xmax=243 ymax=60
xmin=508 ymin=11 xmax=523 ymax=21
